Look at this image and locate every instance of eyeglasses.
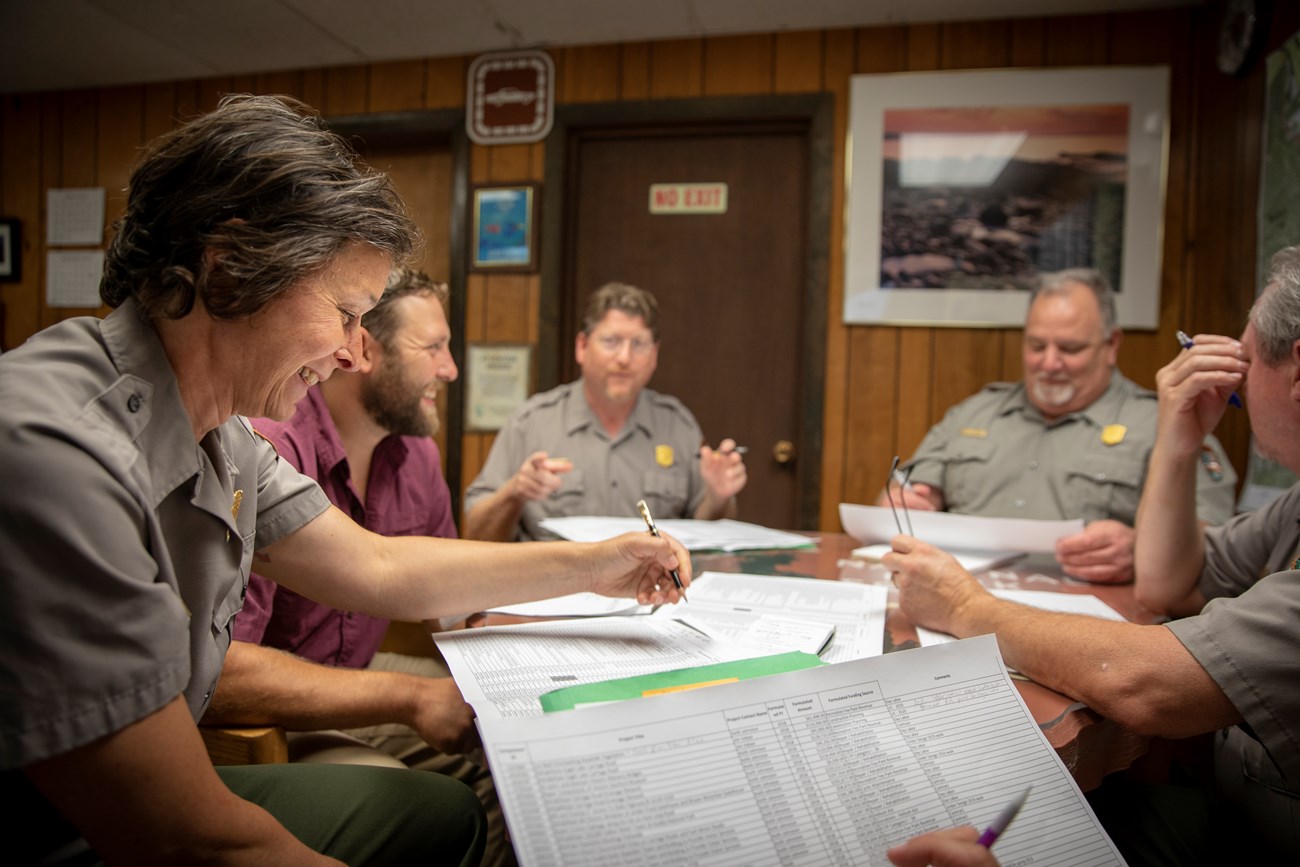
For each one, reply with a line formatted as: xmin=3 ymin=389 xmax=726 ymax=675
xmin=594 ymin=334 xmax=655 ymax=356
xmin=886 ymin=455 xmax=913 ymax=536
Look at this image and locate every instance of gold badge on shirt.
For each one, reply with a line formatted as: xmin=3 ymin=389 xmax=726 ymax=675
xmin=1101 ymin=424 xmax=1127 ymax=446
xmin=959 ymin=427 xmax=988 ymax=438
xmin=655 ymin=445 xmax=675 ymax=468
xmin=227 ymin=489 xmax=244 ymax=542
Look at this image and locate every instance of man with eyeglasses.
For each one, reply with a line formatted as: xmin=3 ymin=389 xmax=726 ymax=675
xmin=465 ymin=282 xmax=747 ymax=541
xmin=879 ymin=268 xmax=1235 ymax=584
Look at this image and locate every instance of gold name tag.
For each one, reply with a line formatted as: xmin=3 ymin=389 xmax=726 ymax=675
xmin=959 ymin=427 xmax=988 ymax=438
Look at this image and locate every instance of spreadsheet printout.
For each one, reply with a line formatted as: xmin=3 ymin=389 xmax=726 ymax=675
xmin=652 ymin=572 xmax=888 ymax=663
xmin=434 ymin=617 xmax=756 ymax=719
xmin=479 ymin=634 xmax=1124 ymax=866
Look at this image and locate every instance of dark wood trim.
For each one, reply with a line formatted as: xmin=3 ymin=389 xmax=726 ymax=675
xmin=324 ymin=109 xmax=471 ymax=520
xmin=540 ymin=93 xmax=833 ymax=529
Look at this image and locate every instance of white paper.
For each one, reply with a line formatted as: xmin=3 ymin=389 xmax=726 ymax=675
xmin=852 ymin=543 xmax=1024 ymax=573
xmin=840 ymin=502 xmax=1083 ymax=554
xmin=653 ymin=571 xmax=888 ymax=663
xmin=47 ymin=187 xmax=105 ymax=245
xmin=917 ymin=589 xmax=1127 ymax=647
xmin=538 ymin=516 xmax=815 ymax=551
xmin=45 ymin=250 xmax=105 ymax=307
xmin=673 ymin=611 xmax=835 ymax=657
xmin=433 ymin=617 xmax=757 ymax=719
xmin=485 ymin=592 xmax=650 ymax=618
xmin=479 ymin=634 xmax=1124 ymax=866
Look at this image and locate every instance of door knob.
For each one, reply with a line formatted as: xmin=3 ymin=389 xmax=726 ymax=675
xmin=772 ymin=440 xmax=796 ymax=464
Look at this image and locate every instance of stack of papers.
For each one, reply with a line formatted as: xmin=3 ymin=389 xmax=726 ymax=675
xmin=654 ymin=571 xmax=888 ymax=663
xmin=478 ymin=635 xmax=1126 ymax=865
xmin=538 ymin=516 xmax=815 ymax=551
xmin=434 ymin=617 xmax=759 ymax=718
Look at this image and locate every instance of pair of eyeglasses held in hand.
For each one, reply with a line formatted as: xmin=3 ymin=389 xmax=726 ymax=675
xmin=886 ymin=456 xmax=914 ymax=537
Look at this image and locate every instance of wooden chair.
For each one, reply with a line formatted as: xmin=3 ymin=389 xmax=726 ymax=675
xmin=201 ymin=725 xmax=288 ymax=765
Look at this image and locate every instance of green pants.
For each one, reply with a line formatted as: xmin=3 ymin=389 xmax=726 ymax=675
xmin=218 ymin=763 xmax=486 ymax=866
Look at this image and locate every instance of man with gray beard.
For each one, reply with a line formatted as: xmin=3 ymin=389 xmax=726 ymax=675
xmin=879 ymin=269 xmax=1235 ymax=584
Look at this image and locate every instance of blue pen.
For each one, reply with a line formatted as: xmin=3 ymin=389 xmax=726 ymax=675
xmin=1176 ymin=330 xmax=1243 ymax=408
xmin=977 ymin=785 xmax=1031 ymax=848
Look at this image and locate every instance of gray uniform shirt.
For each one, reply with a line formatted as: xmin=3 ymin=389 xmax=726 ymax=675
xmin=465 ymin=380 xmax=707 ymax=540
xmin=904 ymin=371 xmax=1237 ymax=525
xmin=1165 ymin=483 xmax=1300 ymax=853
xmin=0 ymin=300 xmax=329 ymax=770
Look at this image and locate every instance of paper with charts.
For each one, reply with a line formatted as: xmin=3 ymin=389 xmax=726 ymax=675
xmin=434 ymin=617 xmax=762 ymax=719
xmin=478 ymin=634 xmax=1123 ymax=866
xmin=537 ymin=516 xmax=814 ymax=551
xmin=651 ymin=571 xmax=888 ymax=663
xmin=840 ymin=502 xmax=1083 ymax=554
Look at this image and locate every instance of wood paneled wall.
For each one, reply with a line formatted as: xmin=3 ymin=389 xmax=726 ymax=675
xmin=2 ymin=5 xmax=1293 ymax=530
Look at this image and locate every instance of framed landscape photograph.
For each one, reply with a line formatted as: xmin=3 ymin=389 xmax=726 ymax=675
xmin=470 ymin=184 xmax=538 ymax=272
xmin=844 ymin=66 xmax=1169 ymax=328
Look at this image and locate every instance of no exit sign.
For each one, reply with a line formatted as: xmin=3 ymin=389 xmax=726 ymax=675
xmin=648 ymin=183 xmax=729 ymax=214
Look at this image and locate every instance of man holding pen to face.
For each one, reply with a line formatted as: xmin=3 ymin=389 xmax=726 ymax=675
xmin=465 ymin=282 xmax=747 ymax=541
xmin=885 ymin=245 xmax=1300 ymax=862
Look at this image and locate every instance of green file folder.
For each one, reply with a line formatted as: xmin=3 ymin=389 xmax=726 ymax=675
xmin=538 ymin=651 xmax=826 ymax=713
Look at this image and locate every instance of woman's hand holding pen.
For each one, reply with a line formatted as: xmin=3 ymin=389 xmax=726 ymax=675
xmin=1158 ymin=333 xmax=1248 ymax=458
xmin=585 ymin=531 xmax=692 ymax=606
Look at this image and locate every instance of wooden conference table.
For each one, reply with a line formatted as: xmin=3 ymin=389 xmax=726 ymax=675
xmin=469 ymin=532 xmax=1157 ymax=792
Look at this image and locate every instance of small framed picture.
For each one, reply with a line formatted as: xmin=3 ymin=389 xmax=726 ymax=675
xmin=465 ymin=343 xmax=532 ymax=431
xmin=0 ymin=218 xmax=21 ymax=282
xmin=471 ymin=184 xmax=538 ymax=272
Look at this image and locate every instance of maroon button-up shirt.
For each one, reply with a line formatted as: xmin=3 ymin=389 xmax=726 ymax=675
xmin=234 ymin=387 xmax=457 ymax=668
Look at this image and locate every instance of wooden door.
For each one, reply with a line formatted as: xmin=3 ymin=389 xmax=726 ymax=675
xmin=563 ymin=124 xmax=810 ymax=530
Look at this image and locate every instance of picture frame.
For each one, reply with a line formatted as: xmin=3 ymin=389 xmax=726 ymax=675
xmin=465 ymin=343 xmax=532 ymax=431
xmin=0 ymin=218 xmax=21 ymax=282
xmin=844 ymin=66 xmax=1170 ymax=329
xmin=470 ymin=184 xmax=538 ymax=272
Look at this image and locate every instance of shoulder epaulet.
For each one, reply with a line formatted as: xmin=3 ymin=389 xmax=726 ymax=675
xmin=249 ymin=425 xmax=283 ymax=457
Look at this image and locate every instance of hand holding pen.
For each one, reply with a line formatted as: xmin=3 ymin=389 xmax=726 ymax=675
xmin=1156 ymin=330 xmax=1248 ymax=458
xmin=886 ymin=828 xmax=1001 ymax=867
xmin=636 ymin=499 xmax=687 ymax=602
xmin=1176 ymin=331 xmax=1243 ymax=408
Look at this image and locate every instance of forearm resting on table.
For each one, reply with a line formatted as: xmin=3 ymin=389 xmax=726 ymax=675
xmin=461 ymin=487 xmax=524 ymax=542
xmin=206 ymin=641 xmax=428 ymax=731
xmin=950 ymin=596 xmax=1239 ymax=738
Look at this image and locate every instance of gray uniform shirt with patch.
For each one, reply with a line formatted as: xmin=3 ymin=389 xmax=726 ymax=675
xmin=903 ymin=371 xmax=1236 ymax=525
xmin=0 ymin=299 xmax=329 ymax=769
xmin=1165 ymin=482 xmax=1300 ymax=854
xmin=465 ymin=380 xmax=708 ymax=540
